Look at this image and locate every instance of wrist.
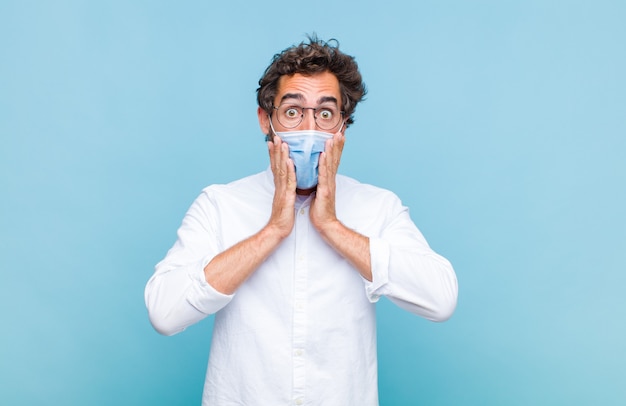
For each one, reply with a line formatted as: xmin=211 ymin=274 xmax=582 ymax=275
xmin=315 ymin=218 xmax=343 ymax=241
xmin=263 ymin=221 xmax=292 ymax=242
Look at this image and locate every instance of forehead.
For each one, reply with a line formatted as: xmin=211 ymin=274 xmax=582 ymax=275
xmin=276 ymin=71 xmax=341 ymax=105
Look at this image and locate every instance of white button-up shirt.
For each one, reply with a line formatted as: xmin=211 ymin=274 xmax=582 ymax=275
xmin=145 ymin=168 xmax=458 ymax=405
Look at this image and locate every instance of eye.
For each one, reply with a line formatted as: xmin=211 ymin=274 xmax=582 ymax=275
xmin=318 ymin=109 xmax=333 ymax=120
xmin=285 ymin=108 xmax=300 ymax=118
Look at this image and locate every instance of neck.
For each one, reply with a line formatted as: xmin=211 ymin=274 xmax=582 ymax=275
xmin=296 ymin=187 xmax=316 ymax=196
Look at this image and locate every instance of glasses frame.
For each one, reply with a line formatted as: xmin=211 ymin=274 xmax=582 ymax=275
xmin=272 ymin=104 xmax=345 ymax=131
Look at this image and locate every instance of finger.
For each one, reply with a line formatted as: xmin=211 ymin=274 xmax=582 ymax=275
xmin=318 ymin=150 xmax=327 ymax=179
xmin=274 ymin=136 xmax=283 ymax=170
xmin=334 ymin=132 xmax=345 ymax=156
xmin=279 ymin=141 xmax=292 ymax=177
xmin=286 ymin=156 xmax=296 ymax=190
xmin=323 ymin=137 xmax=339 ymax=175
xmin=270 ymin=136 xmax=285 ymax=176
xmin=323 ymin=138 xmax=334 ymax=167
xmin=268 ymin=138 xmax=278 ymax=170
xmin=325 ymin=136 xmax=334 ymax=152
xmin=279 ymin=140 xmax=294 ymax=180
xmin=330 ymin=134 xmax=344 ymax=170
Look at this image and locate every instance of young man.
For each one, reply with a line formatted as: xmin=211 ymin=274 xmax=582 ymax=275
xmin=145 ymin=36 xmax=458 ymax=405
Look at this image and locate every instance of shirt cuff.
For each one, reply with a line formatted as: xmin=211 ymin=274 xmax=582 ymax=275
xmin=364 ymin=237 xmax=390 ymax=303
xmin=186 ymin=256 xmax=234 ymax=314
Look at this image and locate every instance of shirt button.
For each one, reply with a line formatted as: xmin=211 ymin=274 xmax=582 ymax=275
xmin=294 ymin=349 xmax=303 ymax=356
xmin=299 ymin=208 xmax=305 ymax=215
xmin=295 ymin=398 xmax=304 ymax=405
xmin=295 ymin=301 xmax=304 ymax=310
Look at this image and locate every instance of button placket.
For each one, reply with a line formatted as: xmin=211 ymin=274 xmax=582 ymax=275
xmin=292 ymin=202 xmax=309 ymax=404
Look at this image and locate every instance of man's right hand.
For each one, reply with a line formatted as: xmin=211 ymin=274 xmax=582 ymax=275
xmin=267 ymin=135 xmax=296 ymax=238
xmin=202 ymin=136 xmax=295 ymax=294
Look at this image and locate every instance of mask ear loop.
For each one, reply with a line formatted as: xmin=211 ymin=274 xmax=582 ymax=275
xmin=338 ymin=119 xmax=346 ymax=134
xmin=266 ymin=115 xmax=276 ymax=142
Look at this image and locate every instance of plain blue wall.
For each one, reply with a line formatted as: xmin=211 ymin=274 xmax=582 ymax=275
xmin=1 ymin=1 xmax=625 ymax=404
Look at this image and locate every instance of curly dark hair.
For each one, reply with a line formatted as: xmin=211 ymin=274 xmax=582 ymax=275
xmin=257 ymin=35 xmax=367 ymax=128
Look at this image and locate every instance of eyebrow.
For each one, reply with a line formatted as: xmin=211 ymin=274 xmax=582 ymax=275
xmin=279 ymin=93 xmax=339 ymax=106
xmin=279 ymin=93 xmax=305 ymax=104
xmin=317 ymin=96 xmax=338 ymax=106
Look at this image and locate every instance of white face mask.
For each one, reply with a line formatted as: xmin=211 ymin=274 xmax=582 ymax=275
xmin=269 ymin=119 xmax=333 ymax=189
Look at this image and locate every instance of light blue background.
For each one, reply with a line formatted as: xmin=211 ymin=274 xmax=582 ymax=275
xmin=1 ymin=1 xmax=625 ymax=405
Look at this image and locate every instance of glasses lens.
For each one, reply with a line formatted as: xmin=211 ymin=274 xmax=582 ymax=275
xmin=315 ymin=107 xmax=341 ymax=130
xmin=276 ymin=105 xmax=302 ymax=128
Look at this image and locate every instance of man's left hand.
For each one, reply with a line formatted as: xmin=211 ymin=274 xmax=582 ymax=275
xmin=309 ymin=131 xmax=372 ymax=281
xmin=310 ymin=131 xmax=345 ymax=232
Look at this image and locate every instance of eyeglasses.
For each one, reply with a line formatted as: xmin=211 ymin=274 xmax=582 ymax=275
xmin=272 ymin=104 xmax=344 ymax=131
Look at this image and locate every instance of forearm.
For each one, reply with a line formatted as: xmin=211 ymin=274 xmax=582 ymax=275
xmin=204 ymin=223 xmax=287 ymax=294
xmin=146 ymin=222 xmax=288 ymax=335
xmin=317 ymin=219 xmax=372 ymax=281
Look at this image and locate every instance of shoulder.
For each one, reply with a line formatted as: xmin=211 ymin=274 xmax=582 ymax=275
xmin=336 ymin=174 xmax=401 ymax=204
xmin=181 ymin=170 xmax=272 ymax=216
xmin=335 ymin=174 xmax=409 ymax=232
xmin=199 ymin=169 xmax=273 ymax=200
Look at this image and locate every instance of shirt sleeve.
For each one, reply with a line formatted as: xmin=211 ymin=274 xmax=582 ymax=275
xmin=144 ymin=190 xmax=234 ymax=336
xmin=363 ymin=196 xmax=458 ymax=322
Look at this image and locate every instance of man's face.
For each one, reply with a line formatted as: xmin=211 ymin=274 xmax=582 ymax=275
xmin=258 ymin=71 xmax=344 ymax=137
